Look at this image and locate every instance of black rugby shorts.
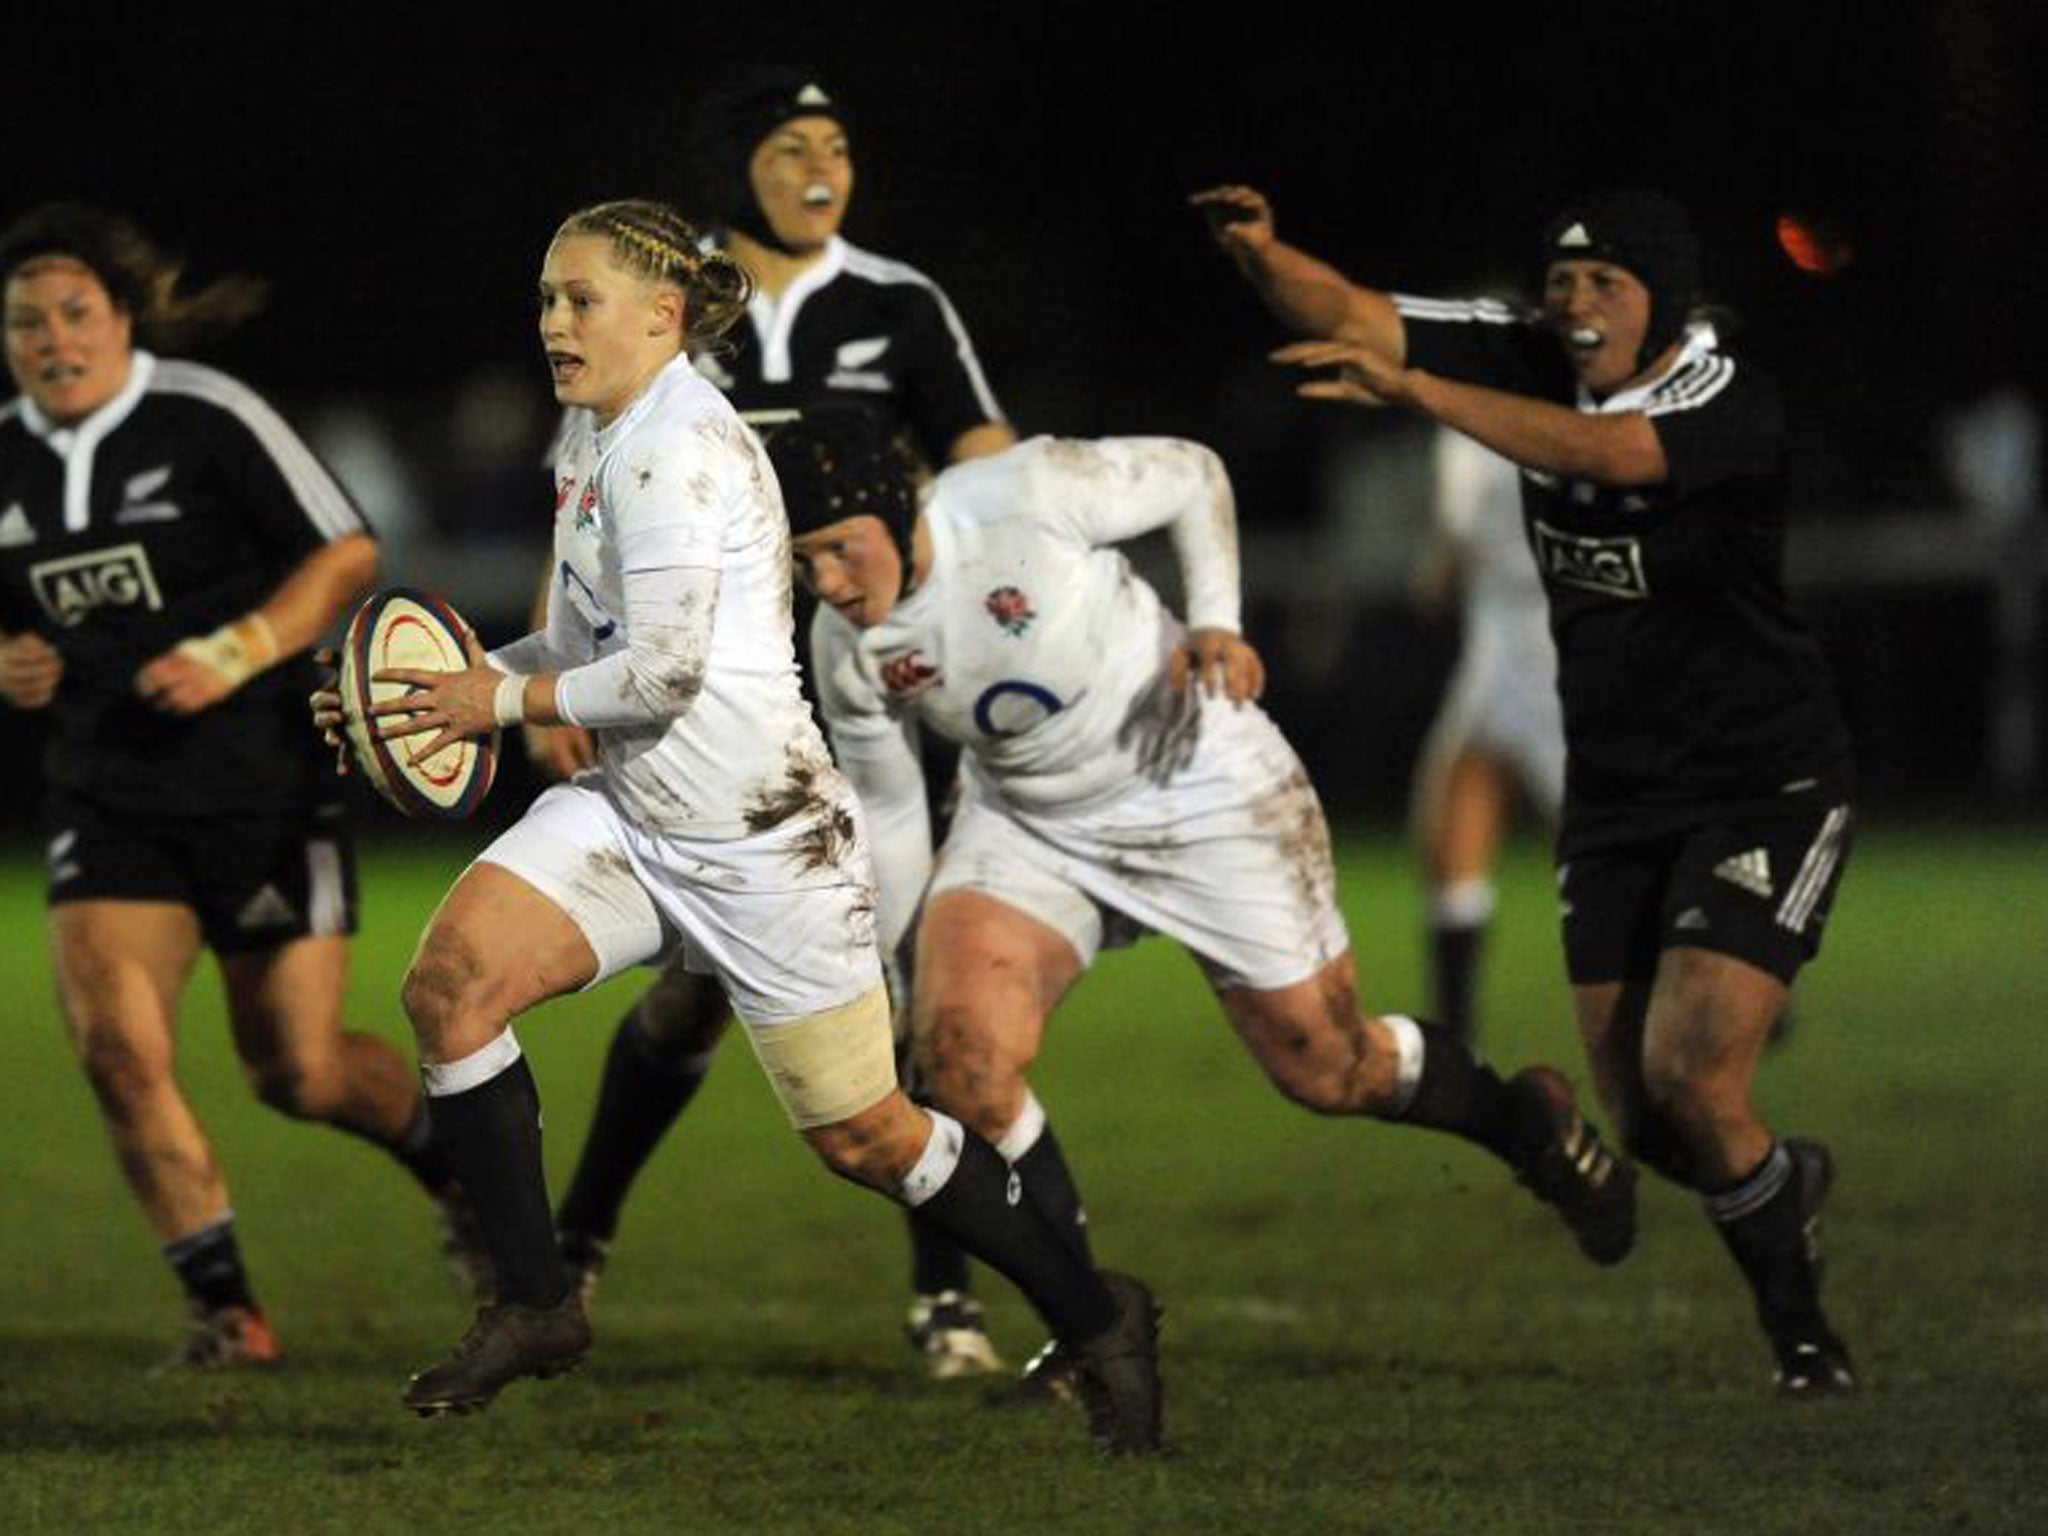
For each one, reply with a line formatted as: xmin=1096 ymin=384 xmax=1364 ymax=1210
xmin=43 ymin=792 xmax=358 ymax=954
xmin=1558 ymin=802 xmax=1853 ymax=986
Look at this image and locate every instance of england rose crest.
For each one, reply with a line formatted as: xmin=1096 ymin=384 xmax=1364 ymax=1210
xmin=985 ymin=585 xmax=1035 ymax=636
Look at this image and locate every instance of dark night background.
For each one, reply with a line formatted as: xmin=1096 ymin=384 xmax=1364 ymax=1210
xmin=3 ymin=1 xmax=2043 ymax=822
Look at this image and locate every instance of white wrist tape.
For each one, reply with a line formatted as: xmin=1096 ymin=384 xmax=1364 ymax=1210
xmin=175 ymin=613 xmax=278 ymax=689
xmin=492 ymin=672 xmax=528 ymax=727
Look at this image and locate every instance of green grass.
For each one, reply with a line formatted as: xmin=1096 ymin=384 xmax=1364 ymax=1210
xmin=1 ymin=822 xmax=2044 ymax=1534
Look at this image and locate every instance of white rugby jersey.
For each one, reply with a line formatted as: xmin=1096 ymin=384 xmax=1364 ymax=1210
xmin=497 ymin=353 xmax=836 ymax=839
xmin=810 ymin=436 xmax=1241 ymax=936
xmin=1432 ymin=428 xmax=1553 ymax=681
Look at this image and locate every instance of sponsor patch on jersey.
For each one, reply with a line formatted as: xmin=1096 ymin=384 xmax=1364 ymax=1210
xmin=29 ymin=543 xmax=165 ymax=627
xmin=880 ymin=650 xmax=941 ymax=697
xmin=1712 ymin=847 xmax=1775 ymax=899
xmin=984 ymin=585 xmax=1036 ymax=636
xmin=1531 ymin=519 xmax=1650 ymax=600
xmin=0 ymin=504 xmax=33 ymax=548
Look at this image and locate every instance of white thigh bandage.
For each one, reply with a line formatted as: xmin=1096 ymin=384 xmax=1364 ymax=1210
xmin=739 ymin=982 xmax=899 ymax=1129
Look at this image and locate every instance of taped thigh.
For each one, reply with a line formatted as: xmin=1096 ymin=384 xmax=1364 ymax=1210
xmin=739 ymin=982 xmax=899 ymax=1129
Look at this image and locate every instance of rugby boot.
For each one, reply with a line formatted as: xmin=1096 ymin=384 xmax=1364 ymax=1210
xmin=558 ymin=1230 xmax=610 ymax=1311
xmin=1766 ymin=1138 xmax=1858 ymax=1398
xmin=984 ymin=1336 xmax=1082 ymax=1409
xmin=1509 ymin=1065 xmax=1638 ymax=1265
xmin=154 ymin=1303 xmax=284 ymax=1373
xmin=905 ymin=1289 xmax=1004 ymax=1380
xmin=402 ymin=1297 xmax=590 ymax=1416
xmin=1068 ymin=1270 xmax=1163 ymax=1455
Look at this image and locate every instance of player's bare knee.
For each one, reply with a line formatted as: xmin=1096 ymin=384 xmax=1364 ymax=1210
xmin=401 ymin=930 xmax=502 ymax=1051
xmin=911 ymin=1000 xmax=1012 ymax=1127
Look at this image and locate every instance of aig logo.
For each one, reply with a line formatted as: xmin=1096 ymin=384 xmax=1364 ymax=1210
xmin=1531 ymin=519 xmax=1650 ymax=600
xmin=29 ymin=543 xmax=165 ymax=628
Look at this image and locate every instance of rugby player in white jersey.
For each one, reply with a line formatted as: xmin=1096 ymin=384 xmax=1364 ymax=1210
xmin=1410 ymin=427 xmax=1565 ymax=1044
xmin=318 ymin=200 xmax=1161 ymax=1451
xmin=766 ymin=408 xmax=1638 ymax=1385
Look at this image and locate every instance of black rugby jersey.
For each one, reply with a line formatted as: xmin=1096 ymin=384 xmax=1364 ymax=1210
xmin=0 ymin=352 xmax=367 ymax=815
xmin=1397 ymin=299 xmax=1851 ymax=852
xmin=695 ymin=235 xmax=1005 ymax=465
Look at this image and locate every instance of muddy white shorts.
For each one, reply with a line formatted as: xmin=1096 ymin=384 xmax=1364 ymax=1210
xmin=930 ymin=695 xmax=1351 ymax=992
xmin=474 ymin=779 xmax=882 ymax=1025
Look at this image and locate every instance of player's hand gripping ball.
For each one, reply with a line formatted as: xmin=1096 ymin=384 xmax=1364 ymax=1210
xmin=336 ymin=588 xmax=498 ymax=819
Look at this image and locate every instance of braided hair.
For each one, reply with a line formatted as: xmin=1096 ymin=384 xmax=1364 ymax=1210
xmin=553 ymin=199 xmax=754 ymax=354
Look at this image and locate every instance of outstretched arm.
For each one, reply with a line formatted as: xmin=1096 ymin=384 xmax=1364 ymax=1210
xmin=1274 ymin=339 xmax=1669 ymax=488
xmin=1190 ymin=184 xmax=1406 ymax=358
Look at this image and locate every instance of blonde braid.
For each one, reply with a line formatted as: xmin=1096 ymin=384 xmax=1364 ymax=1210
xmin=556 ymin=199 xmax=753 ymax=351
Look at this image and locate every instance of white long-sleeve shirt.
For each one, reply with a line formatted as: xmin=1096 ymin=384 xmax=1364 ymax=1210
xmin=492 ymin=352 xmax=838 ymax=839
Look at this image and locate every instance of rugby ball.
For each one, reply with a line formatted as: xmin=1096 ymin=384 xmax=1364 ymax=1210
xmin=337 ymin=587 xmax=497 ymax=820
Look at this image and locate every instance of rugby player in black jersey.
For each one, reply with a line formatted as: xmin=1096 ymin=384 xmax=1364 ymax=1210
xmin=1197 ymin=181 xmax=1858 ymax=1397
xmin=0 ymin=205 xmax=479 ymax=1369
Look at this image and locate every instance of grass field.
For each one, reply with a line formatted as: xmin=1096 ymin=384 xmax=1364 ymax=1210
xmin=1 ymin=821 xmax=2043 ymax=1535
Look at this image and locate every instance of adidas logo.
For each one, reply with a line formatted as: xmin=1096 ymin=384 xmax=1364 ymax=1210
xmin=1712 ymin=848 xmax=1774 ymax=899
xmin=236 ymin=884 xmax=299 ymax=930
xmin=0 ymin=504 xmax=32 ymax=548
xmin=1557 ymin=221 xmax=1593 ymax=248
xmin=797 ymin=82 xmax=832 ymax=106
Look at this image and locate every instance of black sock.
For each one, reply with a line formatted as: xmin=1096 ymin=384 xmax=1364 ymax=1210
xmin=1429 ymin=918 xmax=1487 ymax=1046
xmin=1395 ymin=1018 xmax=1539 ymax=1167
xmin=555 ymin=1012 xmax=715 ymax=1244
xmin=316 ymin=1096 xmax=460 ymax=1197
xmin=164 ymin=1214 xmax=258 ymax=1313
xmin=1707 ymin=1143 xmax=1827 ymax=1339
xmin=428 ymin=1055 xmax=565 ymax=1308
xmin=1013 ymin=1121 xmax=1094 ymax=1267
xmin=906 ymin=1209 xmax=973 ymax=1295
xmin=908 ymin=1122 xmax=1114 ymax=1346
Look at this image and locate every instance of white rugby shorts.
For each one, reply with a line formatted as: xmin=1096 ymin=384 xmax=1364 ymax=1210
xmin=1418 ymin=627 xmax=1566 ymax=820
xmin=931 ymin=694 xmax=1351 ymax=992
xmin=474 ymin=780 xmax=882 ymax=1025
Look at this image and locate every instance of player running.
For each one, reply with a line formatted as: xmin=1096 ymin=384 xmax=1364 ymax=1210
xmin=0 ymin=203 xmax=477 ymax=1369
xmin=546 ymin=67 xmax=1025 ymax=1379
xmin=761 ymin=407 xmax=1636 ymax=1384
xmin=319 ymin=199 xmax=1162 ymax=1452
xmin=1197 ymin=180 xmax=1859 ymax=1395
xmin=1406 ymin=427 xmax=1565 ymax=1044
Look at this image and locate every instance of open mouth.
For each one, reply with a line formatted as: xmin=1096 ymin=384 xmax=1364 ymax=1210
xmin=802 ymin=183 xmax=836 ymax=210
xmin=547 ymin=352 xmax=584 ymax=384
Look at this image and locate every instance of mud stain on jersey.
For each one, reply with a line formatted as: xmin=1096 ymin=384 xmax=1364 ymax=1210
xmin=744 ymin=743 xmax=857 ymax=875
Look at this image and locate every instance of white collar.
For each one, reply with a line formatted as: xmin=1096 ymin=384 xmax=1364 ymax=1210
xmin=1580 ymin=322 xmax=1718 ymax=414
xmin=21 ymin=348 xmax=157 ymax=448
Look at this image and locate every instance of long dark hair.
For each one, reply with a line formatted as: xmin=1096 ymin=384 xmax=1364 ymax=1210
xmin=0 ymin=203 xmax=265 ymax=348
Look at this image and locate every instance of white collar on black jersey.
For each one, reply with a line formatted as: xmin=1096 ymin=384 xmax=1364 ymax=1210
xmin=20 ymin=348 xmax=157 ymax=450
xmin=1578 ymin=322 xmax=1718 ymax=415
xmin=748 ymin=237 xmax=849 ymax=383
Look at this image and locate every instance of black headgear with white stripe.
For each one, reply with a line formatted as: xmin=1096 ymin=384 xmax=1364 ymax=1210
xmin=766 ymin=405 xmax=920 ymax=574
xmin=686 ymin=67 xmax=845 ymax=254
xmin=1539 ymin=188 xmax=1700 ymax=368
